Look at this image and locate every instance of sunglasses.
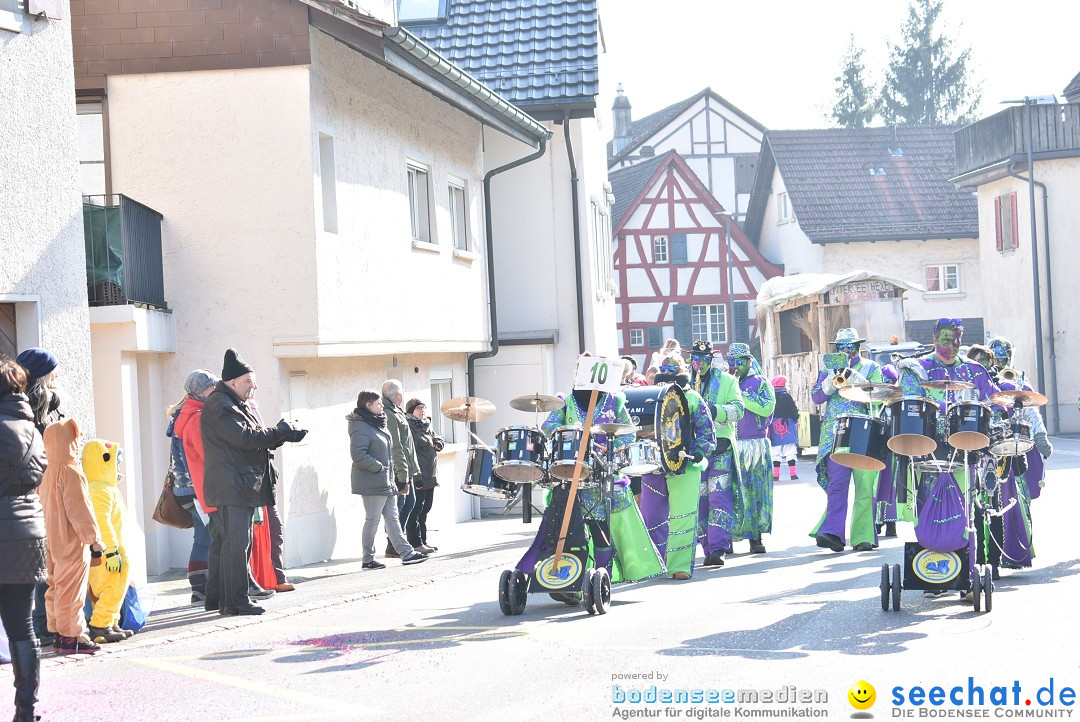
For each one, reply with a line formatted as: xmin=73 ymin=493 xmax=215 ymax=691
xmin=690 ymin=353 xmax=711 ymax=361
xmin=937 ymin=318 xmax=963 ymax=328
xmin=658 ymin=364 xmax=679 ymax=373
xmin=835 ymin=342 xmax=857 ymax=352
xmin=727 ymin=358 xmax=749 ymax=366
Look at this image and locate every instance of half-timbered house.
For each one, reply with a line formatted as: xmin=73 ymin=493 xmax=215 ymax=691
xmin=611 ymin=150 xmax=782 ymax=367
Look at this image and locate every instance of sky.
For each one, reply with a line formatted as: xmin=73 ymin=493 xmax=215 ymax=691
xmin=599 ymin=0 xmax=1078 ymax=131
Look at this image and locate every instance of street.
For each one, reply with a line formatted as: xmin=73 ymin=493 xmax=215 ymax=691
xmin=18 ymin=438 xmax=1080 ymax=721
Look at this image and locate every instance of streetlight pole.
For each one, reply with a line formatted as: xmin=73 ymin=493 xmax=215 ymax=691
xmin=1023 ymin=97 xmax=1047 ymax=408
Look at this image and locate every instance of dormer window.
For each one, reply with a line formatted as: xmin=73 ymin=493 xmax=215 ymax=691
xmin=398 ymin=0 xmax=447 ymax=22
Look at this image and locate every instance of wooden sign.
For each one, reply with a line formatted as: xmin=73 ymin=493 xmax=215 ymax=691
xmin=573 ymin=356 xmax=626 ymax=393
xmin=827 ymin=280 xmax=900 ymax=305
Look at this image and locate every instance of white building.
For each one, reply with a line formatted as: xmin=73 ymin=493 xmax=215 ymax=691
xmin=744 ymin=126 xmax=984 ymax=345
xmin=1 ymin=2 xmax=96 ymax=431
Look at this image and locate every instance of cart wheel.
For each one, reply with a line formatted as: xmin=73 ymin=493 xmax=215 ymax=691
xmin=880 ymin=564 xmax=890 ymax=612
xmin=972 ymin=568 xmax=982 ymax=613
xmin=508 ymin=570 xmax=528 ymax=616
xmin=498 ymin=570 xmax=513 ymax=615
xmin=982 ymin=566 xmax=993 ymax=613
xmin=592 ymin=568 xmax=611 ymax=615
xmin=582 ymin=568 xmax=598 ymax=615
xmin=891 ymin=564 xmax=902 ymax=611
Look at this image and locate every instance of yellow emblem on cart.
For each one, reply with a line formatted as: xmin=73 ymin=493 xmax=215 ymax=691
xmin=912 ymin=549 xmax=962 ymax=584
xmin=535 ymin=554 xmax=583 ymax=590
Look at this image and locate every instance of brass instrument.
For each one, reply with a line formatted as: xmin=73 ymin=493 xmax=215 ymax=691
xmin=833 ymin=367 xmax=869 ymax=388
xmin=998 ymin=367 xmax=1023 ymax=384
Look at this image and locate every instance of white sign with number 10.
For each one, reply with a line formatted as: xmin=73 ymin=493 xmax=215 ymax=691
xmin=573 ymin=356 xmax=626 ymax=393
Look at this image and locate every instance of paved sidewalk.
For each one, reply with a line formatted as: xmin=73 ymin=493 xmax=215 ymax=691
xmin=42 ymin=513 xmax=540 ymax=666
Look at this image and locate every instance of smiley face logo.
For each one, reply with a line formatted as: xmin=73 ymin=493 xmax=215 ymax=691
xmin=848 ymin=680 xmax=876 ymax=710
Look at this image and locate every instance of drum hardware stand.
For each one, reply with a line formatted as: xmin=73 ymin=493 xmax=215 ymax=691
xmin=500 ymin=481 xmax=542 ymax=521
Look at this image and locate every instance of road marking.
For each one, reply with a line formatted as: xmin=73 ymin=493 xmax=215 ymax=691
xmin=132 ymin=657 xmax=364 ymax=716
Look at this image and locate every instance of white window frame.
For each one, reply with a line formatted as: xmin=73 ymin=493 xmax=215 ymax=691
xmin=691 ymin=303 xmax=727 ymax=344
xmin=629 ymin=328 xmax=644 ymax=347
xmin=448 ymin=179 xmax=469 ymax=251
xmin=777 ymin=192 xmax=791 ymax=224
xmin=1 ymin=0 xmax=23 ymax=33
xmin=924 ymin=263 xmax=961 ymax=294
xmin=592 ymin=202 xmax=614 ymax=295
xmin=407 ymin=161 xmax=433 ymax=244
xmin=397 ymin=0 xmax=446 ymax=22
xmin=653 ymin=235 xmax=668 ymax=263
xmin=77 ymin=102 xmax=106 ymax=197
xmin=429 ymin=377 xmax=455 ymax=443
xmin=318 ymin=129 xmax=338 ymax=234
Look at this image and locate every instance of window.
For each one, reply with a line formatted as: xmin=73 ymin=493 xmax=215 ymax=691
xmin=691 ymin=304 xmax=727 ymax=344
xmin=318 ymin=132 xmax=338 ymax=234
xmin=777 ymin=192 xmax=791 ymax=224
xmin=0 ymin=303 xmax=16 ymax=358
xmin=1 ymin=0 xmax=22 ymax=33
xmin=734 ymin=154 xmax=758 ymax=194
xmin=653 ymin=235 xmax=668 ymax=263
xmin=407 ymin=163 xmax=432 ymax=243
xmin=995 ymin=192 xmax=1018 ymax=252
xmin=77 ymin=102 xmax=106 ymax=197
xmin=398 ymin=0 xmax=446 ymax=21
xmin=629 ymin=328 xmax=644 ymax=347
xmin=429 ymin=378 xmax=454 ymax=443
xmin=646 ymin=327 xmax=663 ymax=349
xmin=592 ymin=202 xmax=613 ymax=293
xmin=669 ymin=233 xmax=688 ymax=264
xmin=448 ymin=181 xmax=468 ymax=251
xmin=924 ymin=264 xmax=960 ymax=294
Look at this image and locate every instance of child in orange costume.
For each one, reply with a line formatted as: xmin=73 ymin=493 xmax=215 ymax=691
xmin=83 ymin=439 xmax=134 ymax=643
xmin=37 ymin=419 xmax=103 ymax=654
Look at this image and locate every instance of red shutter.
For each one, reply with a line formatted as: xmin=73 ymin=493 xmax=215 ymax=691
xmin=994 ymin=196 xmax=1003 ymax=252
xmin=1009 ymin=192 xmax=1019 ymax=250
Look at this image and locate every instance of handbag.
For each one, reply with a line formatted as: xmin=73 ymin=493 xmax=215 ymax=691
xmin=151 ymin=473 xmax=193 ymax=529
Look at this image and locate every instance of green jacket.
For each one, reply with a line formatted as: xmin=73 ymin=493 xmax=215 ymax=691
xmin=698 ymin=369 xmax=744 ymax=447
xmin=383 ymin=395 xmax=419 ymax=485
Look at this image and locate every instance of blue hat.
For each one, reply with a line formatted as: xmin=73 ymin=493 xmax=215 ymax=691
xmin=726 ymin=343 xmax=752 ymax=360
xmin=15 ymin=348 xmax=58 ymax=380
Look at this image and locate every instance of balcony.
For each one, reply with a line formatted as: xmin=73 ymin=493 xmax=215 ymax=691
xmin=83 ymin=195 xmax=167 ymax=310
xmin=954 ymin=103 xmax=1080 ymax=179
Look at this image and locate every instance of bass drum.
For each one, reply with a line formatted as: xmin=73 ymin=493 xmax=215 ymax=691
xmin=830 ymin=414 xmax=888 ymax=472
xmin=912 ymin=439 xmax=964 ymax=476
xmin=460 ymin=445 xmax=517 ymax=500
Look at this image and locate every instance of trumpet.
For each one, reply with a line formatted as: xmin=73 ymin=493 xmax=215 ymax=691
xmin=833 ymin=367 xmax=869 ymax=388
xmin=998 ymin=367 xmax=1023 ymax=384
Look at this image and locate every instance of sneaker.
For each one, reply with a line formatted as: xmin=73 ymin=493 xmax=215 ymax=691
xmin=89 ymin=625 xmax=126 ymax=644
xmin=702 ymin=551 xmax=726 ymax=567
xmin=414 ymin=544 xmax=436 ymax=554
xmin=110 ymin=623 xmax=134 ymax=639
xmin=362 ymin=561 xmax=386 ymax=570
xmin=790 ymin=474 xmax=799 ymax=480
xmin=853 ymin=542 xmax=874 ymax=552
xmin=423 ymin=543 xmax=438 ymax=552
xmin=815 ymin=533 xmax=845 ymax=552
xmin=401 ymin=551 xmax=428 ymax=565
xmin=671 ymin=571 xmax=691 ymax=580
xmin=57 ymin=635 xmax=100 ymax=655
xmin=274 ymin=582 xmax=295 ymax=593
xmin=248 ymin=586 xmax=275 ymax=601
xmin=749 ymin=539 xmax=767 ymax=554
xmin=221 ymin=603 xmax=264 ymax=616
xmin=385 ymin=543 xmax=401 ymax=559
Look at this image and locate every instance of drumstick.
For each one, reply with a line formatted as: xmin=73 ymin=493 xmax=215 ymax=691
xmin=468 ymin=429 xmax=496 ymax=455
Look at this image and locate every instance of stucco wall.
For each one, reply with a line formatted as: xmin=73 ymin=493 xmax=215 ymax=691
xmin=0 ymin=16 xmax=96 ymax=434
xmin=757 ymin=170 xmax=824 ymax=275
xmin=306 ymin=29 xmax=489 ymax=347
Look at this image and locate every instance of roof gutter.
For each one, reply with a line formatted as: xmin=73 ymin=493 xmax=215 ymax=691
xmin=809 ymin=232 xmax=979 ymax=244
xmin=382 ymin=26 xmax=552 ymax=145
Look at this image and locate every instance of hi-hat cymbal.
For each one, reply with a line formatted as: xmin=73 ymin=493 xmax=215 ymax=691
xmin=509 ymin=393 xmax=564 ymax=413
xmin=591 ymin=422 xmax=639 ymax=437
xmin=920 ymin=379 xmax=975 ymax=391
xmin=989 ymin=389 xmax=1048 ymax=408
xmin=838 ymin=383 xmax=903 ymax=404
xmin=440 ymin=396 xmax=496 ymax=422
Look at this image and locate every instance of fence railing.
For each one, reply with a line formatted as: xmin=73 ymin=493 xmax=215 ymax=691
xmin=83 ymin=195 xmax=167 ymax=309
xmin=955 ymin=104 xmax=1080 ymax=176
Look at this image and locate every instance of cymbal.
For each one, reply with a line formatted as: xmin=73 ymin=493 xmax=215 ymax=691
xmin=440 ymin=396 xmax=496 ymax=422
xmin=509 ymin=393 xmax=564 ymax=413
xmin=920 ymin=379 xmax=974 ymax=391
xmin=838 ymin=383 xmax=903 ymax=403
xmin=989 ymin=389 xmax=1048 ymax=408
xmin=591 ymin=422 xmax=639 ymax=437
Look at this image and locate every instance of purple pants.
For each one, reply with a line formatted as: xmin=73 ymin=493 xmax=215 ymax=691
xmin=639 ymin=472 xmax=669 ymax=558
xmin=817 ymin=458 xmax=878 ymax=547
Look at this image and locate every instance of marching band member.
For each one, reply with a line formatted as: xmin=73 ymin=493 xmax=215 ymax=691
xmin=639 ymin=352 xmax=715 ymax=579
xmin=690 ymin=340 xmax=744 ymax=568
xmin=726 ymin=343 xmax=775 ymax=554
xmin=810 ymin=328 xmax=884 ymax=552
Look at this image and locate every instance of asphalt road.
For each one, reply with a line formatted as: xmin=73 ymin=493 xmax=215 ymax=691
xmin=14 ymin=437 xmax=1080 ymax=721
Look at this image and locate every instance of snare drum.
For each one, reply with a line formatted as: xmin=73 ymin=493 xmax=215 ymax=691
xmin=887 ymin=397 xmax=939 ymax=456
xmin=831 ymin=414 xmax=888 ymax=471
xmin=987 ymin=421 xmax=1034 ymax=457
xmin=912 ymin=439 xmax=964 ymax=475
xmin=616 ymin=440 xmax=661 ymax=475
xmin=493 ymin=425 xmax=546 ymax=482
xmin=548 ymin=425 xmax=593 ymax=482
xmin=460 ymin=445 xmax=517 ymax=500
xmin=946 ymin=401 xmax=991 ymax=451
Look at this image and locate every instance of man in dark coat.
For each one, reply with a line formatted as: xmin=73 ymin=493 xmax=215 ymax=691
xmin=200 ymin=349 xmax=306 ymax=616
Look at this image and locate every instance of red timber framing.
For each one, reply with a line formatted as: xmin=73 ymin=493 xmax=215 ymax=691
xmin=612 ymin=151 xmax=782 ymax=363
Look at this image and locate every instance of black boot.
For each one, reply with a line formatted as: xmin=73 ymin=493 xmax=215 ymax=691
xmin=11 ymin=639 xmax=40 ymax=722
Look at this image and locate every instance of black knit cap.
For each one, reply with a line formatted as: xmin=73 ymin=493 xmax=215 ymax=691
xmin=221 ymin=348 xmax=254 ymax=382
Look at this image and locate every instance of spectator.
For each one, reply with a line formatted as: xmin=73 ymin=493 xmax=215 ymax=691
xmin=348 ymin=390 xmax=427 ymax=569
xmin=769 ymin=376 xmax=800 ymax=481
xmin=0 ymin=357 xmax=50 ymax=719
xmin=167 ymin=369 xmax=219 ymax=603
xmin=644 ymin=366 xmax=659 ymax=386
xmin=200 ymin=349 xmax=305 ymax=616
xmin=620 ymin=356 xmax=644 ymax=387
xmin=244 ymin=379 xmax=293 ymax=594
xmin=405 ymin=399 xmax=444 ymax=553
xmin=381 ymin=380 xmax=419 ymax=559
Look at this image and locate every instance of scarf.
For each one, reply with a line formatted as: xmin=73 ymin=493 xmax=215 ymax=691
xmin=356 ymin=406 xmax=387 ymax=429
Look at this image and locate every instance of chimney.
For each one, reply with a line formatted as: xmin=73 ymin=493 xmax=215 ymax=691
xmin=612 ymin=83 xmax=633 ymax=154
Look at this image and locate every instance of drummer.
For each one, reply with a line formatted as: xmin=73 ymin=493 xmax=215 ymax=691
xmin=810 ymin=328 xmax=886 ymax=553
xmin=690 ymin=340 xmax=744 ymax=567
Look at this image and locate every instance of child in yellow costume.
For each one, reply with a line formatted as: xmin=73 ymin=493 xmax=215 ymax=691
xmin=83 ymin=439 xmax=135 ymax=643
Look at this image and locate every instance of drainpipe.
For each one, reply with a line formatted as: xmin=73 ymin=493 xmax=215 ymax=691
xmin=564 ymin=112 xmax=587 ymax=354
xmin=1008 ymin=168 xmax=1059 ymax=432
xmin=466 ymin=138 xmax=549 ymax=405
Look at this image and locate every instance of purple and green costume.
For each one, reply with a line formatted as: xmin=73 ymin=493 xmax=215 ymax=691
xmin=697 ymin=368 xmax=744 ymax=556
xmin=733 ymin=363 xmax=776 ymax=541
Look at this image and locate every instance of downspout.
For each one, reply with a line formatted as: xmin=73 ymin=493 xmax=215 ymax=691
xmin=1008 ymin=169 xmax=1059 ymax=432
xmin=564 ymin=112 xmax=587 ymax=354
xmin=466 ymin=138 xmax=549 ymax=409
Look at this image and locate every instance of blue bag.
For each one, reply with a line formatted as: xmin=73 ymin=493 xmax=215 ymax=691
xmin=119 ymin=586 xmax=147 ymax=633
